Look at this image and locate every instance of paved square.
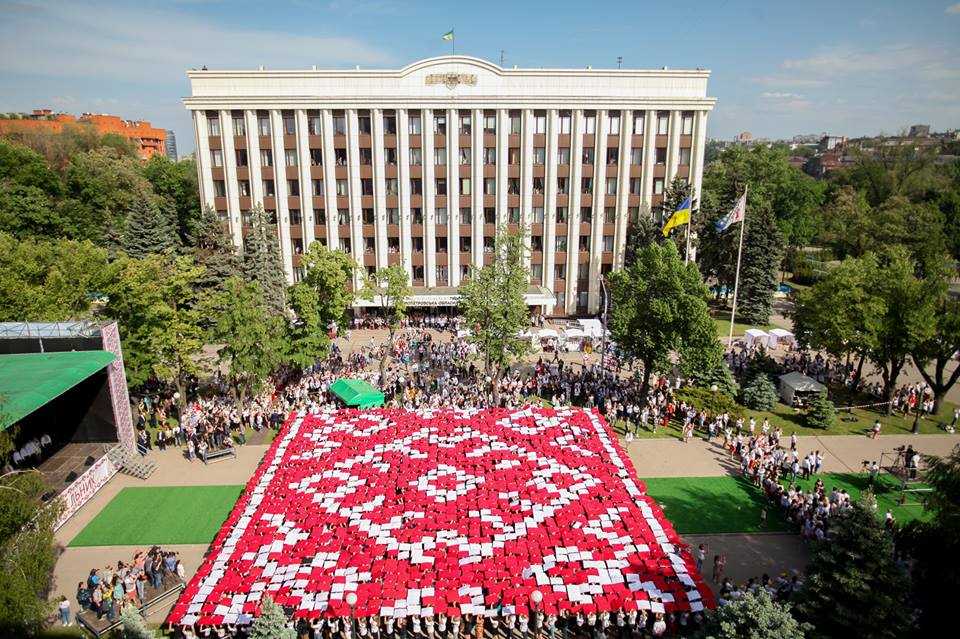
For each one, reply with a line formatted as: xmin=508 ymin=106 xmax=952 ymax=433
xmin=168 ymin=407 xmax=713 ymax=626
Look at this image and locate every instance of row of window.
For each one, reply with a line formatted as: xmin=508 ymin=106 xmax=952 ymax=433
xmin=207 ymin=110 xmax=695 ymax=140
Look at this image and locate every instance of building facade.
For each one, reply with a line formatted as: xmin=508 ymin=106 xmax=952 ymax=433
xmin=185 ymin=56 xmax=715 ymax=316
xmin=0 ymin=109 xmax=166 ymax=160
xmin=166 ymin=130 xmax=179 ymax=161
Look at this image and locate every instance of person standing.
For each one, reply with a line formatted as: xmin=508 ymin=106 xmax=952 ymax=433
xmin=58 ymin=596 xmax=71 ymax=626
xmin=695 ymin=544 xmax=707 ymax=573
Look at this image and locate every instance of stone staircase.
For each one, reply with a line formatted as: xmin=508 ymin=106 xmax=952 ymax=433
xmin=105 ymin=445 xmax=157 ymax=480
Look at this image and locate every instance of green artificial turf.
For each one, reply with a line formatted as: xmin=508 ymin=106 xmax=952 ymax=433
xmin=641 ymin=472 xmax=930 ymax=535
xmin=68 ymin=485 xmax=244 ymax=547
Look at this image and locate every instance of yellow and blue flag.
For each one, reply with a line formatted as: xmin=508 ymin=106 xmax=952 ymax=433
xmin=442 ymin=29 xmax=454 ymax=41
xmin=662 ymin=196 xmax=692 ymax=237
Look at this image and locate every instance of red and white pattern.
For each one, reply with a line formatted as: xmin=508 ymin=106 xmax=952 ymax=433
xmin=167 ymin=407 xmax=713 ymax=626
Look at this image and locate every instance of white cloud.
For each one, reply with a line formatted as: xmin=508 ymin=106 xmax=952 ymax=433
xmin=761 ymin=92 xmax=803 ymax=99
xmin=783 ymin=45 xmax=952 ymax=76
xmin=747 ymin=75 xmax=829 ymax=89
xmin=946 ymin=3 xmax=960 ymax=15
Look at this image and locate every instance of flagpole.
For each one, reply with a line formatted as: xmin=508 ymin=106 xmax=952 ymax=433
xmin=684 ymin=192 xmax=694 ymax=264
xmin=727 ymin=185 xmax=748 ymax=349
xmin=451 ymin=28 xmax=455 ymax=56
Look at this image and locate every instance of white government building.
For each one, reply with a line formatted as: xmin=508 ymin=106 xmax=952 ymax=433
xmin=185 ymin=56 xmax=715 ymax=316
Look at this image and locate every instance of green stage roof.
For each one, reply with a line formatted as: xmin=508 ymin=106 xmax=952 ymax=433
xmin=329 ymin=378 xmax=385 ymax=409
xmin=0 ymin=351 xmax=116 ymax=429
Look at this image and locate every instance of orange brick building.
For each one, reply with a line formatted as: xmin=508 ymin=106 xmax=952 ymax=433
xmin=0 ymin=109 xmax=166 ymax=159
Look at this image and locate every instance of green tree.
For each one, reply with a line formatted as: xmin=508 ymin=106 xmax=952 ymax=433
xmin=119 ymin=607 xmax=155 ymax=639
xmin=795 ymin=493 xmax=912 ymax=639
xmin=898 ymin=444 xmax=960 ymax=637
xmin=458 ymin=226 xmax=530 ymax=404
xmin=243 ymin=204 xmax=287 ymax=316
xmin=250 ymin=595 xmax=295 ymax=639
xmin=741 ymin=374 xmax=778 ymax=411
xmin=0 ymin=233 xmax=109 ymax=321
xmin=0 ymin=469 xmax=60 ymax=636
xmin=694 ymin=590 xmax=809 ymax=639
xmin=737 ymin=201 xmax=785 ymax=325
xmin=212 ymin=277 xmax=287 ymax=408
xmin=366 ymin=263 xmax=412 ymax=380
xmin=608 ymin=241 xmax=720 ymax=402
xmin=805 ymin=390 xmax=835 ymax=429
xmin=103 ymin=254 xmax=207 ymax=393
xmin=121 ymin=195 xmax=182 ymax=258
xmin=623 ymin=205 xmax=661 ymax=267
xmin=0 ymin=141 xmax=65 ymax=238
xmin=910 ymin=293 xmax=960 ymax=416
xmin=141 ymin=155 xmax=200 ymax=242
xmin=191 ymin=205 xmax=242 ymax=293
xmin=700 ymin=364 xmax=740 ymax=399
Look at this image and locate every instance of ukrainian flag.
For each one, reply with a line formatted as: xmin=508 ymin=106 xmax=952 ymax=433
xmin=662 ymin=196 xmax=692 ymax=237
xmin=442 ymin=29 xmax=454 ymax=41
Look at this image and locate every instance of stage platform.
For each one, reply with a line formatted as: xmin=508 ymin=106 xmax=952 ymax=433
xmin=77 ymin=572 xmax=185 ymax=637
xmin=37 ymin=442 xmax=111 ymax=497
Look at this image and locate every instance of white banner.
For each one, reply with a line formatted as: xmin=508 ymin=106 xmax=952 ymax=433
xmin=55 ymin=454 xmax=119 ymax=530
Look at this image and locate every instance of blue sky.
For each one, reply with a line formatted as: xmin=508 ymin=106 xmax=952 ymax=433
xmin=1 ymin=0 xmax=958 ymax=155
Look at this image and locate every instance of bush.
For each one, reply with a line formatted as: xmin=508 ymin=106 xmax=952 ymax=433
xmin=699 ymin=365 xmax=740 ymax=399
xmin=675 ymin=387 xmax=744 ymax=420
xmin=805 ymin=390 xmax=835 ymax=429
xmin=741 ymin=374 xmax=778 ymax=411
xmin=119 ymin=607 xmax=154 ymax=639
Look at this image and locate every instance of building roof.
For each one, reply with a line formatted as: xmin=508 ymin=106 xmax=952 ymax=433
xmin=778 ymin=372 xmax=826 ymax=393
xmin=329 ymin=379 xmax=385 ymax=409
xmin=0 ymin=351 xmax=116 ymax=429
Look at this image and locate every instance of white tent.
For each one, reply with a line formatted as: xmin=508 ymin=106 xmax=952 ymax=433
xmin=779 ymin=372 xmax=826 ymax=407
xmin=537 ymin=328 xmax=559 ymax=339
xmin=456 ymin=329 xmax=472 ymax=338
xmin=743 ymin=328 xmax=768 ymax=347
xmin=767 ymin=328 xmax=795 ymax=349
xmin=579 ymin=319 xmax=606 ymax=339
xmin=564 ymin=328 xmax=587 ymax=339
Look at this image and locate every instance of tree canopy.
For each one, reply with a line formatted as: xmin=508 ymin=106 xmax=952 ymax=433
xmin=694 ymin=590 xmax=808 ymax=639
xmin=242 ymin=205 xmax=287 ymax=316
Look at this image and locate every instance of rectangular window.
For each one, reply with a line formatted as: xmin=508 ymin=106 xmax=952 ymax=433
xmin=484 ymin=178 xmax=496 ymax=195
xmin=580 ymin=207 xmax=592 ymax=224
xmin=313 ymin=179 xmax=324 ymax=196
xmin=388 ymin=208 xmax=400 ymax=224
xmin=608 ymin=112 xmax=621 ymax=135
xmin=385 ymin=178 xmax=398 ymax=195
xmin=461 ymin=208 xmax=472 ymax=224
xmin=653 ymin=178 xmax=665 ymax=195
xmin=211 ymin=149 xmax=223 ymax=167
xmin=533 ymin=147 xmax=546 ymax=165
xmin=556 ymin=207 xmax=569 ymax=224
xmin=555 ymin=265 xmax=566 ymax=282
xmin=207 ymin=117 xmax=221 ymax=137
xmin=410 ymin=147 xmax=422 ymax=166
xmin=309 ymin=116 xmax=321 ymax=135
xmin=633 ymin=112 xmax=645 ymax=134
xmin=559 ymin=111 xmax=572 ymax=134
xmin=385 ymin=147 xmax=397 ymax=165
xmin=410 ymin=178 xmax=423 ymax=195
xmin=555 ymin=236 xmax=567 ymax=252
xmin=232 ymin=117 xmax=245 ymax=137
xmin=606 ymin=178 xmax=617 ymax=195
xmin=604 ymin=207 xmax=616 ymax=224
xmin=533 ymin=177 xmax=545 ymax=195
xmin=460 ymin=148 xmax=471 ymax=165
xmin=437 ymin=209 xmax=448 ymax=226
xmin=581 ymin=177 xmax=593 ymax=194
xmin=557 ymin=147 xmax=570 ymax=165
xmin=483 ymin=113 xmax=496 ymax=133
xmin=436 ymin=266 xmax=448 ymax=282
xmin=357 ymin=115 xmax=371 ymax=135
xmin=239 ymin=180 xmax=250 ymax=197
xmin=413 ymin=265 xmax=424 ymax=281
xmin=315 ymin=209 xmax=326 ymax=225
xmin=629 ymin=178 xmax=642 ymax=195
xmin=531 ymin=235 xmax=543 ymax=252
xmin=532 ymin=206 xmax=545 ymax=224
xmin=408 ymin=114 xmax=422 ymax=135
xmin=606 ymin=148 xmax=618 ymax=165
xmin=631 ymin=147 xmax=643 ymax=165
xmin=359 ymin=148 xmax=372 ymax=165
xmin=310 ymin=149 xmax=322 ymax=166
xmin=508 ymin=148 xmax=520 ymax=165
xmin=236 ymin=149 xmax=248 ymax=167
xmin=333 ymin=115 xmax=347 ymax=135
xmin=213 ymin=180 xmax=226 ymax=197
xmin=434 ymin=114 xmax=447 ymax=135
xmin=509 ymin=207 xmax=521 ymax=224
xmin=582 ymin=147 xmax=594 ymax=164
xmin=260 ymin=149 xmax=272 ymax=167
xmin=531 ymin=263 xmax=543 ymax=280
xmin=287 ymin=179 xmax=300 ymax=197
xmin=290 ymin=209 xmax=302 ymax=226
xmin=679 ymin=148 xmax=692 ymax=165
xmin=483 ymin=147 xmax=496 ymax=164
xmin=682 ymin=112 xmax=694 ymax=135
xmin=556 ymin=291 xmax=565 ymax=307
xmin=557 ymin=177 xmax=569 ymax=194
xmin=584 ymin=112 xmax=596 ymax=135
xmin=262 ymin=179 xmax=275 ymax=197
xmin=283 ymin=114 xmax=296 ymax=136
xmin=578 ymin=291 xmax=588 ymax=307
xmin=257 ymin=115 xmax=270 ymax=136
xmin=436 ymin=178 xmax=447 ymax=196
xmin=656 ymin=147 xmax=667 ymax=164
xmin=533 ymin=113 xmax=547 ymax=134
xmin=509 ymin=113 xmax=522 ymax=134
xmin=362 ymin=208 xmax=375 ymax=224
xmin=459 ymin=113 xmax=472 ymax=135
xmin=460 ymin=177 xmax=471 ymax=195
xmin=285 ymin=149 xmax=298 ymax=167
xmin=383 ymin=115 xmax=397 ymax=135
xmin=508 ymin=178 xmax=520 ymax=195
xmin=339 ymin=211 xmax=350 ymax=226
xmin=657 ymin=112 xmax=669 ymax=135
xmin=603 ymin=235 xmax=614 ymax=252
xmin=435 ymin=148 xmax=447 ymax=166
xmin=335 ymin=149 xmax=347 ymax=166
xmin=336 ymin=179 xmax=349 ymax=196
xmin=412 ymin=208 xmax=424 ymax=225
xmin=578 ymin=263 xmax=590 ymax=279
xmin=460 ymin=237 xmax=472 ymax=253
xmin=361 ymin=179 xmax=374 ymax=196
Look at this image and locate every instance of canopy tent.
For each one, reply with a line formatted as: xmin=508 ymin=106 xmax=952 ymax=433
xmin=767 ymin=328 xmax=795 ymax=349
xmin=537 ymin=329 xmax=559 ymax=339
xmin=564 ymin=328 xmax=587 ymax=339
xmin=743 ymin=328 xmax=768 ymax=347
xmin=779 ymin=372 xmax=826 ymax=407
xmin=578 ymin=319 xmax=606 ymax=339
xmin=0 ymin=351 xmax=116 ymax=429
xmin=329 ymin=379 xmax=385 ymax=409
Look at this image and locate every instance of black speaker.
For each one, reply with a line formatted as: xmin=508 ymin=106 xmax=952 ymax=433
xmin=85 ymin=456 xmax=96 ymax=466
xmin=65 ymin=471 xmax=78 ymax=483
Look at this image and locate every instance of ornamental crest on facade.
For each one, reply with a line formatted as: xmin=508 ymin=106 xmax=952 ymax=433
xmin=425 ymin=73 xmax=477 ymax=90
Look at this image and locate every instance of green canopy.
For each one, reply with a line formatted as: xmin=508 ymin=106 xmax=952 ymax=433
xmin=330 ymin=378 xmax=385 ymax=409
xmin=0 ymin=351 xmax=116 ymax=429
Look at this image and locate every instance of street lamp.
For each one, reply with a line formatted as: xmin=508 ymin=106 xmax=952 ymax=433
xmin=531 ymin=590 xmax=543 ymax=639
xmin=346 ymin=591 xmax=358 ymax=639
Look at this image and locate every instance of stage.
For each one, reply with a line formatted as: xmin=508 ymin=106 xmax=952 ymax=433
xmin=167 ymin=407 xmax=714 ymax=629
xmin=38 ymin=442 xmax=109 ymax=495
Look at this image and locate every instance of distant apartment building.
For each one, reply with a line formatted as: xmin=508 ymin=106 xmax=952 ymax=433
xmin=908 ymin=124 xmax=930 ymax=138
xmin=165 ymin=130 xmax=178 ymax=161
xmin=184 ymin=56 xmax=715 ymax=316
xmin=0 ymin=109 xmax=166 ymax=160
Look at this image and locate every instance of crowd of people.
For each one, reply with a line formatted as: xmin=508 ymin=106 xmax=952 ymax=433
xmin=68 ymin=546 xmax=185 ymax=626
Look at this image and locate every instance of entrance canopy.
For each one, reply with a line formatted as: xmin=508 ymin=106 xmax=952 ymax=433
xmin=354 ymin=285 xmax=555 ymax=308
xmin=0 ymin=351 xmax=116 ymax=429
xmin=329 ymin=379 xmax=385 ymax=409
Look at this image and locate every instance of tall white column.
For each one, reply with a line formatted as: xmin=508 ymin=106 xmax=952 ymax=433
xmin=543 ymin=109 xmax=559 ymax=294
xmin=690 ymin=111 xmax=709 ymax=203
xmin=566 ymin=109 xmax=584 ymax=315
xmin=422 ymin=108 xmax=436 ymax=287
xmin=270 ymin=110 xmax=294 ymax=281
xmin=520 ymin=109 xmax=534 ymax=271
xmin=447 ymin=109 xmax=460 ymax=286
xmin=397 ymin=109 xmax=413 ymax=280
xmin=666 ymin=110 xmax=681 ymax=186
xmin=496 ymin=108 xmax=509 ymax=225
xmin=295 ymin=109 xmax=316 ymax=249
xmin=346 ymin=109 xmax=364 ymax=290
xmin=614 ymin=109 xmax=632 ymax=269
xmin=372 ymin=108 xmax=388 ymax=271
xmin=471 ymin=108 xmax=483 ymax=270
xmin=218 ymin=110 xmax=242 ymax=246
xmin=245 ymin=110 xmax=263 ymax=209
xmin=321 ymin=109 xmax=339 ymax=248
xmin=588 ymin=110 xmax=608 ymax=313
xmin=194 ymin=111 xmax=215 ymax=214
xmin=641 ymin=110 xmax=657 ymax=217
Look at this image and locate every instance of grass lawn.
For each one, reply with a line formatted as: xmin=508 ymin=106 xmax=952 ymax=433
xmin=642 ymin=472 xmax=929 ymax=535
xmin=68 ymin=485 xmax=244 ymax=547
xmin=710 ymin=309 xmax=785 ymax=337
